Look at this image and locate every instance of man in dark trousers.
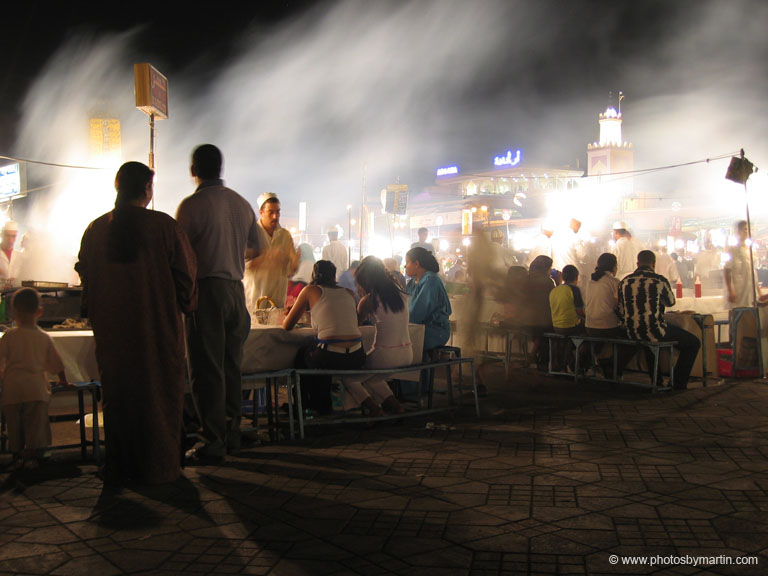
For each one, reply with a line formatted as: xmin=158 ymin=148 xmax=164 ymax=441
xmin=618 ymin=250 xmax=700 ymax=390
xmin=177 ymin=144 xmax=261 ymax=462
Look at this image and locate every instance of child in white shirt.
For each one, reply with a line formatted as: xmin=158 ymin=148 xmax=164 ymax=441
xmin=0 ymin=288 xmax=68 ymax=467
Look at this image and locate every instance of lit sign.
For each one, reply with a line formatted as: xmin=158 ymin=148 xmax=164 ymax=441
xmin=0 ymin=163 xmax=22 ymax=201
xmin=493 ymin=149 xmax=522 ymax=167
xmin=436 ymin=166 xmax=459 ymax=177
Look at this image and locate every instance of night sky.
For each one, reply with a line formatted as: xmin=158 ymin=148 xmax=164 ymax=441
xmin=1 ymin=0 xmax=767 ymax=230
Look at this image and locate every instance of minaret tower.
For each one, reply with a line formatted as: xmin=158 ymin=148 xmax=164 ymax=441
xmin=587 ymin=92 xmax=634 ymax=181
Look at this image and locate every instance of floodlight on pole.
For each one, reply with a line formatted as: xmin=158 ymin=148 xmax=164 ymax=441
xmin=725 ymin=149 xmax=763 ymax=376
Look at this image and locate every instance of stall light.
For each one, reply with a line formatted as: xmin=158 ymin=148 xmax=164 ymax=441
xmin=462 ymin=237 xmax=471 ymax=247
xmin=657 ymin=238 xmax=667 ymax=247
xmin=674 ymin=238 xmax=684 ymax=250
xmin=471 ymin=207 xmax=477 ymax=213
xmin=289 ymin=226 xmax=297 ymax=235
xmin=439 ymin=239 xmax=450 ymax=252
xmin=480 ymin=205 xmax=488 ymax=212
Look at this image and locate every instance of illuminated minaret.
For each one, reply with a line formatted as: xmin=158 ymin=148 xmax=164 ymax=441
xmin=587 ymin=92 xmax=634 ymax=200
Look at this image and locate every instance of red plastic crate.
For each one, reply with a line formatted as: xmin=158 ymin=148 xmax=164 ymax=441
xmin=717 ymin=348 xmax=760 ymax=378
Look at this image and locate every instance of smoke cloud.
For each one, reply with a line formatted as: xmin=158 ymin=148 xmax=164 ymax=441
xmin=10 ymin=0 xmax=768 ymax=281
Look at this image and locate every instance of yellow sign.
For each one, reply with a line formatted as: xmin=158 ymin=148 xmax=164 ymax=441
xmin=134 ymin=63 xmax=169 ymax=119
xmin=88 ymin=118 xmax=122 ymax=164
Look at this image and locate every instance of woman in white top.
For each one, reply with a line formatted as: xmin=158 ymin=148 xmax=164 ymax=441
xmin=585 ymin=252 xmax=629 ymax=376
xmin=585 ymin=252 xmax=622 ymax=334
xmin=283 ymin=260 xmax=364 ymax=414
xmin=345 ymin=256 xmax=411 ymax=416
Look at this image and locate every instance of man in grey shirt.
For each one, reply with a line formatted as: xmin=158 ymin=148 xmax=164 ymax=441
xmin=177 ymin=144 xmax=260 ymax=462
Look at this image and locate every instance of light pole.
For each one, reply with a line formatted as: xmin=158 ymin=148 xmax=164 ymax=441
xmin=346 ymin=204 xmax=352 ymax=265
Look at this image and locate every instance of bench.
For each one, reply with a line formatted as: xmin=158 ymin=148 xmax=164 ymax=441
xmin=472 ymin=323 xmax=531 ymax=377
xmin=291 ymin=356 xmax=478 ymax=439
xmin=1 ymin=381 xmax=102 ymax=461
xmin=543 ymin=333 xmax=677 ymax=392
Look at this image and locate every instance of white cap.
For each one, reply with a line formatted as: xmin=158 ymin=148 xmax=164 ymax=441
xmin=2 ymin=220 xmax=18 ymax=233
xmin=257 ymin=192 xmax=278 ymax=210
xmin=612 ymin=220 xmax=629 ymax=231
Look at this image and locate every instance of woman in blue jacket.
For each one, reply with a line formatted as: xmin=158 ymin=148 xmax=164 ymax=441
xmin=405 ymin=247 xmax=452 ymax=357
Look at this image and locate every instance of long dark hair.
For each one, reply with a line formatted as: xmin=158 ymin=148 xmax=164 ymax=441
xmin=108 ymin=162 xmax=153 ymax=263
xmin=592 ymin=252 xmax=617 ymax=281
xmin=311 ymin=260 xmax=337 ymax=287
xmin=355 ymin=255 xmax=405 ymax=313
xmin=406 ymin=247 xmax=439 ymax=273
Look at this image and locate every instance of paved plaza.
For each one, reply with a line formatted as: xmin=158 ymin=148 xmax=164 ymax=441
xmin=1 ymin=365 xmax=767 ymax=575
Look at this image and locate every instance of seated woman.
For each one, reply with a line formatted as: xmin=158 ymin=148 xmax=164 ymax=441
xmin=585 ymin=252 xmax=630 ymax=376
xmin=283 ymin=260 xmax=365 ymax=414
xmin=344 ymin=256 xmax=410 ymax=416
xmin=405 ymin=247 xmax=452 ymax=359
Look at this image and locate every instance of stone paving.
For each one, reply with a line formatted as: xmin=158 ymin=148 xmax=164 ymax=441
xmin=1 ymin=366 xmax=767 ymax=575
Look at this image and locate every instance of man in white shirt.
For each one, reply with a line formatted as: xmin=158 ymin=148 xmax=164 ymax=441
xmin=611 ymin=221 xmax=643 ymax=280
xmin=321 ymin=229 xmax=348 ymax=280
xmin=243 ymin=193 xmax=298 ymax=311
xmin=0 ymin=220 xmax=23 ymax=289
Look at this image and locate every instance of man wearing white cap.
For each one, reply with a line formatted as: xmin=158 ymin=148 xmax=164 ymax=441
xmin=611 ymin=221 xmax=643 ymax=280
xmin=243 ymin=192 xmax=298 ymax=312
xmin=0 ymin=220 xmax=23 ymax=289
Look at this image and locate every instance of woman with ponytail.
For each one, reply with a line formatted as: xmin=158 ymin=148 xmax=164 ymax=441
xmin=584 ymin=252 xmax=630 ymax=375
xmin=283 ymin=260 xmax=365 ymax=414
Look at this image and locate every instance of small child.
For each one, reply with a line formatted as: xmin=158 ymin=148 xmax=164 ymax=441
xmin=0 ymin=288 xmax=69 ymax=468
xmin=549 ymin=265 xmax=586 ymax=371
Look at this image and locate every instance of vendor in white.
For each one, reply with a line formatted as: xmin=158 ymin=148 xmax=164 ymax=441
xmin=724 ymin=220 xmax=766 ymax=308
xmin=243 ymin=192 xmax=298 ymax=313
xmin=321 ymin=229 xmax=348 ymax=280
xmin=0 ymin=220 xmax=23 ymax=289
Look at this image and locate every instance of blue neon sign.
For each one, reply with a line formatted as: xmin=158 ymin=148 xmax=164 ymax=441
xmin=436 ymin=166 xmax=459 ymax=177
xmin=493 ymin=149 xmax=522 ymax=167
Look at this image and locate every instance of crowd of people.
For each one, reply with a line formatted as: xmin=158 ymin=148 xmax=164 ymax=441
xmin=0 ymin=145 xmax=763 ymax=486
xmin=0 ymin=145 xmax=455 ymax=484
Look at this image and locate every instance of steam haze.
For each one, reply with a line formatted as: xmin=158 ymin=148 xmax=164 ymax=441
xmin=10 ymin=0 xmax=768 ymax=281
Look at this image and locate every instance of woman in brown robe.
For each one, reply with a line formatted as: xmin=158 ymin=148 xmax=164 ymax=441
xmin=76 ymin=162 xmax=196 ymax=484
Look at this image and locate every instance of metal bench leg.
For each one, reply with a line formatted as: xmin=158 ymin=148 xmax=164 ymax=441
xmin=90 ymin=387 xmax=101 ymax=462
xmin=76 ymin=389 xmax=87 ymax=461
xmin=651 ymin=347 xmax=660 ymax=392
xmin=292 ymin=374 xmax=301 ymax=440
xmin=668 ymin=346 xmax=675 ymax=390
xmin=470 ymin=360 xmax=480 ymax=417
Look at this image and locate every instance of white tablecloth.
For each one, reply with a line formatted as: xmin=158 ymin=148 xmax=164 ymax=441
xmin=47 ymin=324 xmax=426 ymax=381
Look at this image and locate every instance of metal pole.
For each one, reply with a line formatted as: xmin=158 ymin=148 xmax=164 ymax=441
xmin=148 ymin=113 xmax=155 ymax=210
xmin=347 ymin=205 xmax=352 ymax=266
xmin=359 ymin=163 xmax=366 ymax=260
xmin=744 ymin=179 xmax=764 ymax=376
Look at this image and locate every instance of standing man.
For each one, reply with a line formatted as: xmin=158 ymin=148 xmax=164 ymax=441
xmin=243 ymin=193 xmax=298 ymax=312
xmin=411 ymin=227 xmax=434 ymax=253
xmin=552 ymin=218 xmax=585 ymax=273
xmin=177 ymin=144 xmax=261 ymax=463
xmin=322 ymin=229 xmax=348 ymax=280
xmin=0 ymin=220 xmax=23 ymax=289
xmin=618 ymin=250 xmax=700 ymax=390
xmin=724 ymin=220 xmax=765 ymax=308
xmin=611 ymin=221 xmax=643 ymax=280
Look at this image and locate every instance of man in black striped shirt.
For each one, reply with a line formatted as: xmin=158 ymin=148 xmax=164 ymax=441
xmin=618 ymin=250 xmax=700 ymax=389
